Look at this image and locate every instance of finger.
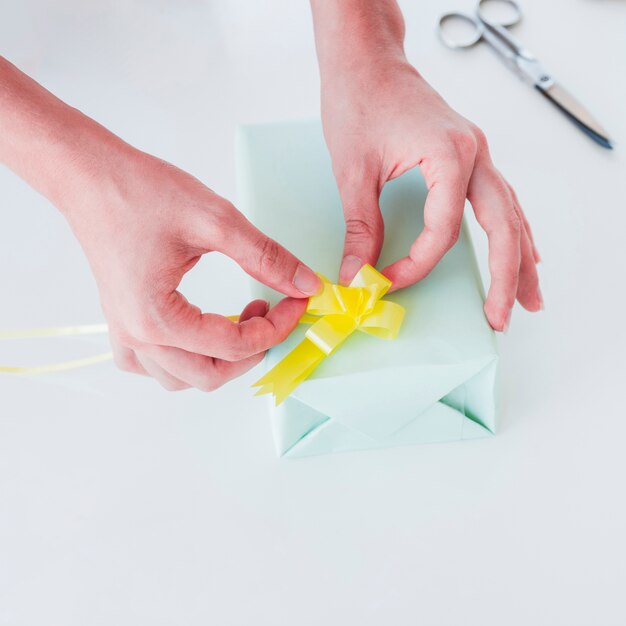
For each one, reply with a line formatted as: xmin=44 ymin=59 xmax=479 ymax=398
xmin=212 ymin=206 xmax=321 ymax=297
xmin=140 ymin=299 xmax=270 ymax=391
xmin=140 ymin=345 xmax=265 ymax=392
xmin=383 ymin=159 xmax=470 ymax=291
xmin=514 ymin=205 xmax=543 ymax=312
xmin=239 ymin=299 xmax=270 ymax=322
xmin=506 ymin=183 xmax=542 ymax=305
xmin=110 ymin=338 xmax=149 ymax=376
xmin=135 ymin=352 xmax=191 ymax=391
xmin=506 ymin=182 xmax=541 ymax=263
xmin=467 ymin=161 xmax=521 ymax=331
xmin=156 ymin=293 xmax=307 ymax=361
xmin=337 ymin=176 xmax=384 ymax=285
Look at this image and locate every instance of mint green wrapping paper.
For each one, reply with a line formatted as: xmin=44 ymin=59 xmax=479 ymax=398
xmin=236 ymin=121 xmax=498 ymax=457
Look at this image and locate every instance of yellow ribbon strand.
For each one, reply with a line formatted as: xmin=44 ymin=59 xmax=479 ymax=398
xmin=0 ymin=324 xmax=112 ymax=374
xmin=0 ymin=279 xmax=401 ymax=388
xmin=0 ymin=352 xmax=114 ymax=375
xmin=0 ymin=316 xmax=244 ymax=376
xmin=252 ymin=264 xmax=405 ymax=405
xmin=0 ymin=323 xmax=109 ymax=340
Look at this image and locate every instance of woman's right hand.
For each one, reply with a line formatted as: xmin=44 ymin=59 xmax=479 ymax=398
xmin=1 ymin=55 xmax=321 ymax=391
xmin=61 ymin=140 xmax=321 ymax=391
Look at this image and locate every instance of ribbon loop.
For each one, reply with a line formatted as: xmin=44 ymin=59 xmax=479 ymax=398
xmin=252 ymin=264 xmax=405 ymax=405
xmin=357 ymin=300 xmax=405 ymax=340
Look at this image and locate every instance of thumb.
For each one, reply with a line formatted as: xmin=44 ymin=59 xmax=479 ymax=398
xmin=338 ymin=178 xmax=384 ymax=285
xmin=216 ymin=208 xmax=322 ymax=298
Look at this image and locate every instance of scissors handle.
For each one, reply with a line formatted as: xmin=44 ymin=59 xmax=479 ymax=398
xmin=438 ymin=0 xmax=527 ymax=54
xmin=478 ymin=1 xmax=533 ymax=61
xmin=480 ymin=18 xmax=530 ymax=62
xmin=477 ymin=0 xmax=522 ymax=28
xmin=437 ymin=12 xmax=484 ymax=49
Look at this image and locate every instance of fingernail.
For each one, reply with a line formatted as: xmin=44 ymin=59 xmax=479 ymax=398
xmin=537 ymin=288 xmax=544 ymax=311
xmin=339 ymin=255 xmax=363 ymax=285
xmin=263 ymin=300 xmax=270 ymax=315
xmin=502 ymin=310 xmax=512 ymax=334
xmin=293 ymin=264 xmax=322 ymax=295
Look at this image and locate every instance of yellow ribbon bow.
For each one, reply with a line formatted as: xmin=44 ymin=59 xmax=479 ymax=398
xmin=253 ymin=264 xmax=405 ymax=405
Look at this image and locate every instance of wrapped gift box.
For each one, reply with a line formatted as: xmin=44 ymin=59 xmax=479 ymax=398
xmin=236 ymin=120 xmax=498 ymax=457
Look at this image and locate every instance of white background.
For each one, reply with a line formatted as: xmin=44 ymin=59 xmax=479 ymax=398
xmin=1 ymin=1 xmax=625 ymax=624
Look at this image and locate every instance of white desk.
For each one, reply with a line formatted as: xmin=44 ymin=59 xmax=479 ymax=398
xmin=1 ymin=1 xmax=625 ymax=624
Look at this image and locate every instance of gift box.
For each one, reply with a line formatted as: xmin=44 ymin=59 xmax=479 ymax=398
xmin=236 ymin=120 xmax=498 ymax=457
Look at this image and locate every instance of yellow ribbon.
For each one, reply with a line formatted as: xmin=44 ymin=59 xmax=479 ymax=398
xmin=252 ymin=264 xmax=405 ymax=405
xmin=0 ymin=268 xmax=403 ymax=393
xmin=0 ymin=317 xmax=242 ymax=375
xmin=0 ymin=324 xmax=112 ymax=374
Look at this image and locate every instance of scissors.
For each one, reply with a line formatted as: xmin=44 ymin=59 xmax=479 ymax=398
xmin=438 ymin=0 xmax=612 ymax=149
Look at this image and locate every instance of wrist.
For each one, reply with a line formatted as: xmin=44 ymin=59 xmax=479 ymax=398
xmin=46 ymin=116 xmax=137 ymax=220
xmin=0 ymin=56 xmax=136 ymax=218
xmin=311 ymin=0 xmax=408 ymax=83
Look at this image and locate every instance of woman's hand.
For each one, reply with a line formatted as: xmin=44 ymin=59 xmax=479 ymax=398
xmin=311 ymin=0 xmax=542 ymax=331
xmin=0 ymin=56 xmax=321 ymax=390
xmin=63 ymin=144 xmax=320 ymax=391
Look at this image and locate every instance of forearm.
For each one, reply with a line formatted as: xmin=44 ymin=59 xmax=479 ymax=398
xmin=0 ymin=56 xmax=129 ymax=214
xmin=310 ymin=0 xmax=408 ymax=82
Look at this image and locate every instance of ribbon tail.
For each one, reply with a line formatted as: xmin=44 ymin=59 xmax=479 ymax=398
xmin=0 ymin=323 xmax=113 ymax=375
xmin=0 ymin=323 xmax=109 ymax=340
xmin=0 ymin=351 xmax=114 ymax=374
xmin=252 ymin=339 xmax=326 ymax=405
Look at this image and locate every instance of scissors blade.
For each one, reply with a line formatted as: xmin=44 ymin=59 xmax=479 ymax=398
xmin=536 ymin=82 xmax=613 ymax=149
